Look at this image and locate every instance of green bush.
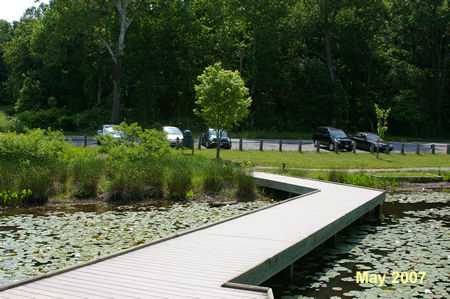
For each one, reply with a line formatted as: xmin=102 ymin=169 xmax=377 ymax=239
xmin=0 ymin=110 xmax=16 ymax=132
xmin=0 ymin=129 xmax=70 ymax=204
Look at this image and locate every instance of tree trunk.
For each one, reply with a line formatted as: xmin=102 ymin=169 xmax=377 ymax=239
xmin=324 ymin=27 xmax=337 ymax=127
xmin=111 ymin=55 xmax=122 ymax=124
xmin=97 ymin=75 xmax=102 ymax=105
xmin=216 ymin=129 xmax=222 ymax=159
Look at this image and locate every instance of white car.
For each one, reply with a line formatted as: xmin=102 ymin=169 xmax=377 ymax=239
xmin=163 ymin=126 xmax=183 ymax=147
xmin=96 ymin=124 xmax=125 ymax=144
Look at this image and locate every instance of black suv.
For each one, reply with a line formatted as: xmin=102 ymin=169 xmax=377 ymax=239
xmin=312 ymin=127 xmax=354 ymax=151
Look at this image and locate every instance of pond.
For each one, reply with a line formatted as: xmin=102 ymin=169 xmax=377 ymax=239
xmin=0 ymin=200 xmax=272 ymax=286
xmin=263 ymin=191 xmax=449 ymax=298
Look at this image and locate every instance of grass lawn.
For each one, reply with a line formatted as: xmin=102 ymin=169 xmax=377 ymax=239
xmin=194 ymin=149 xmax=450 ymax=169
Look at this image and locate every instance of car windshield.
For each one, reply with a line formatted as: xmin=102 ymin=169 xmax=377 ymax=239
xmin=164 ymin=127 xmax=182 ymax=135
xmin=104 ymin=126 xmax=120 ymax=134
xmin=330 ymin=130 xmax=347 ymax=138
xmin=366 ymin=134 xmax=382 ymax=141
xmin=209 ymin=129 xmax=228 ymax=137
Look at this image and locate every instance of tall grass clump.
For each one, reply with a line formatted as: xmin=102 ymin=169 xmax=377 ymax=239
xmin=202 ymin=160 xmax=235 ymax=194
xmin=0 ymin=129 xmax=69 ymax=205
xmin=0 ymin=110 xmax=16 ymax=132
xmin=165 ymin=157 xmax=193 ymax=201
xmin=70 ymin=148 xmax=105 ymax=198
xmin=235 ymin=161 xmax=256 ymax=200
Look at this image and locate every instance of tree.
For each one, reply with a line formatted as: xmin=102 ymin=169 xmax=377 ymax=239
xmin=92 ymin=0 xmax=148 ymax=124
xmin=374 ymin=103 xmax=390 ymax=158
xmin=194 ymin=63 xmax=251 ymax=159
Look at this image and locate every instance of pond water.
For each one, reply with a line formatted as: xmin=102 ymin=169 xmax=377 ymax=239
xmin=263 ymin=191 xmax=449 ymax=298
xmin=0 ymin=200 xmax=272 ymax=286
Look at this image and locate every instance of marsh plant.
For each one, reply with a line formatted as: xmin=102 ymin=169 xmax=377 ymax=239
xmin=71 ymin=149 xmax=105 ymax=198
xmin=203 ymin=160 xmax=235 ymax=194
xmin=0 ymin=129 xmax=69 ymax=205
xmin=0 ymin=125 xmax=258 ymax=206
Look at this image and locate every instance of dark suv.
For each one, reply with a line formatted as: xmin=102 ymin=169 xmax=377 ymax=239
xmin=313 ymin=127 xmax=354 ymax=151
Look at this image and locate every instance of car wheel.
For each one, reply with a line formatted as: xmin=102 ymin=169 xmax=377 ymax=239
xmin=328 ymin=143 xmax=335 ymax=151
xmin=313 ymin=140 xmax=318 ymax=147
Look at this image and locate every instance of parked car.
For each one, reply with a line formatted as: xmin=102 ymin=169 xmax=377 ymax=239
xmin=312 ymin=126 xmax=354 ymax=151
xmin=352 ymin=132 xmax=393 ymax=152
xmin=162 ymin=126 xmax=183 ymax=147
xmin=201 ymin=128 xmax=232 ymax=149
xmin=96 ymin=124 xmax=125 ymax=145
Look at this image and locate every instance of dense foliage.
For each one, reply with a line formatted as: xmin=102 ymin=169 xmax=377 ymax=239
xmin=0 ymin=0 xmax=448 ymax=137
xmin=0 ymin=126 xmax=256 ymax=206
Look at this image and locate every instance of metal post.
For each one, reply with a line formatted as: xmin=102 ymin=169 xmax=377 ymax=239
xmin=352 ymin=142 xmax=356 ymax=153
xmin=176 ymin=137 xmax=179 ymax=149
xmin=416 ymin=144 xmax=420 ymax=155
xmin=298 ymin=140 xmax=302 ymax=152
xmin=192 ymin=139 xmax=194 ymax=155
xmin=431 ymin=144 xmax=435 ymax=155
xmin=84 ymin=135 xmax=87 ymax=147
xmin=279 ymin=139 xmax=282 ymax=152
xmin=289 ymin=264 xmax=294 ymax=287
xmin=370 ymin=144 xmax=374 ymax=154
xmin=259 ymin=140 xmax=263 ymax=151
xmin=447 ymin=144 xmax=450 ymax=154
xmin=198 ymin=136 xmax=201 ymax=150
xmin=334 ymin=141 xmax=338 ymax=153
xmin=239 ymin=138 xmax=243 ymax=151
xmin=316 ymin=143 xmax=320 ymax=152
xmin=386 ymin=143 xmax=390 ymax=155
xmin=401 ymin=144 xmax=405 ymax=155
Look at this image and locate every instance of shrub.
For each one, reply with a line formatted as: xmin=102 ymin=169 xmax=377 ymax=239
xmin=0 ymin=129 xmax=70 ymax=204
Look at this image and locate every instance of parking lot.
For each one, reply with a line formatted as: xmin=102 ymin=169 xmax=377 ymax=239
xmin=67 ymin=136 xmax=449 ymax=154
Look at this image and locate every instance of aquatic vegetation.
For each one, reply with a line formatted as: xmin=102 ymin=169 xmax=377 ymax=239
xmin=265 ymin=192 xmax=449 ymax=298
xmin=0 ymin=200 xmax=272 ymax=285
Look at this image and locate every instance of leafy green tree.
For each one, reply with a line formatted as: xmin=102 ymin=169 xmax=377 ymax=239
xmin=194 ymin=63 xmax=251 ymax=159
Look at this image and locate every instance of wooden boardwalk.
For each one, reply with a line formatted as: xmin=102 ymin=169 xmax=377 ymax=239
xmin=1 ymin=172 xmax=385 ymax=298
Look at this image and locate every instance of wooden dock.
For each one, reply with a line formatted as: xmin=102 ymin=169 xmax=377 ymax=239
xmin=0 ymin=172 xmax=385 ymax=298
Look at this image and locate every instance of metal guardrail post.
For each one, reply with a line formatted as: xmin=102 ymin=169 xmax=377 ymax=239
xmin=352 ymin=142 xmax=356 ymax=153
xmin=192 ymin=139 xmax=194 ymax=155
xmin=334 ymin=141 xmax=338 ymax=153
xmin=176 ymin=137 xmax=180 ymax=149
xmin=447 ymin=144 xmax=450 ymax=154
xmin=84 ymin=135 xmax=87 ymax=147
xmin=239 ymin=138 xmax=243 ymax=151
xmin=431 ymin=144 xmax=435 ymax=155
xmin=386 ymin=143 xmax=390 ymax=155
xmin=198 ymin=136 xmax=201 ymax=150
xmin=298 ymin=140 xmax=302 ymax=153
xmin=260 ymin=140 xmax=263 ymax=151
xmin=401 ymin=144 xmax=405 ymax=155
xmin=416 ymin=144 xmax=420 ymax=155
xmin=279 ymin=139 xmax=282 ymax=152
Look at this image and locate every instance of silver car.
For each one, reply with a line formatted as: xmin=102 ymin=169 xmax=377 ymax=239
xmin=163 ymin=126 xmax=183 ymax=147
xmin=96 ymin=125 xmax=125 ymax=145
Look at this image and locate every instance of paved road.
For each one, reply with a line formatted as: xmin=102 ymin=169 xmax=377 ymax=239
xmin=67 ymin=136 xmax=450 ymax=154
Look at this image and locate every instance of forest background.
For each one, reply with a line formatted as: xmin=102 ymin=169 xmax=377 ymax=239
xmin=0 ymin=0 xmax=448 ymax=138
